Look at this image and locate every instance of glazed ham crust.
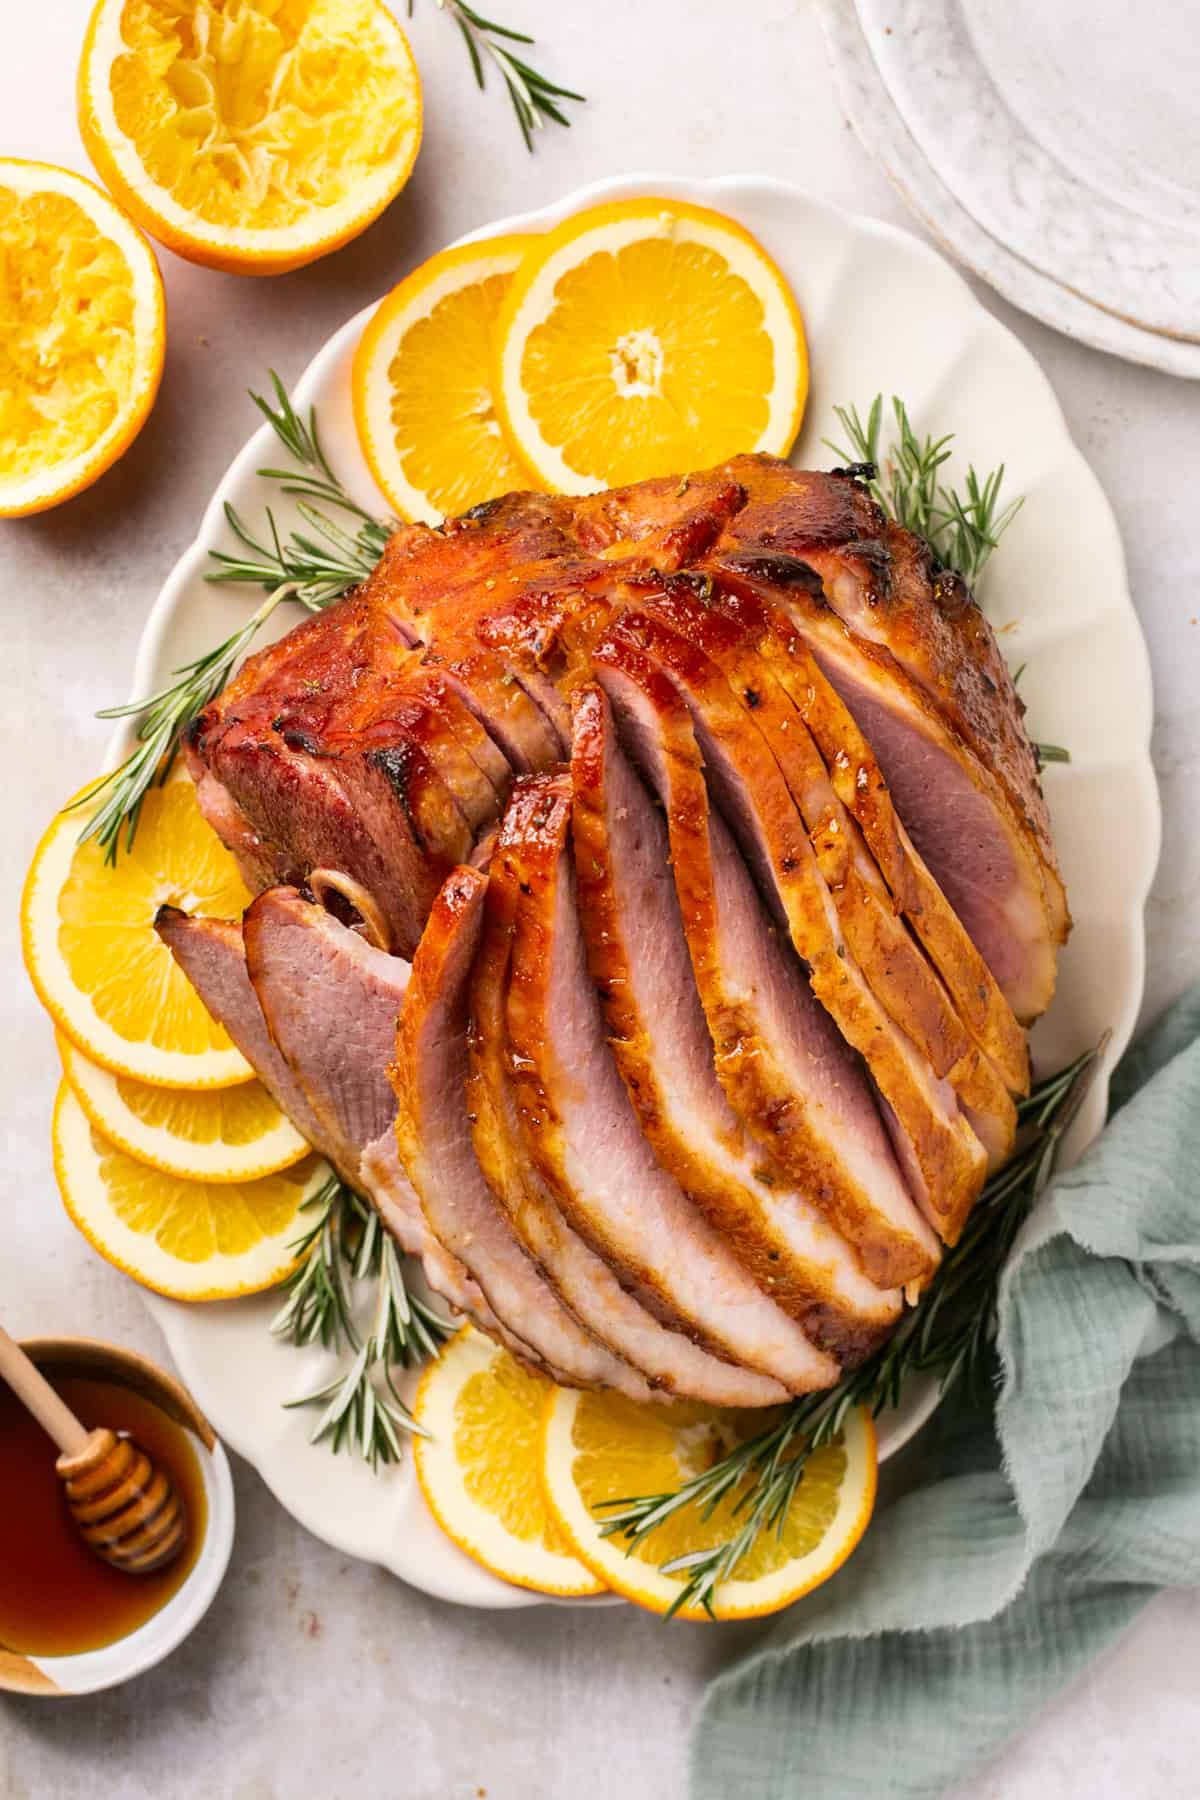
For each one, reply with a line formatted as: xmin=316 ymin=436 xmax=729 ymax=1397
xmin=174 ymin=457 xmax=1069 ymax=1403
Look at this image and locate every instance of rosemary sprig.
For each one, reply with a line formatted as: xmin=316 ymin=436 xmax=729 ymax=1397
xmin=69 ymin=583 xmax=295 ymax=863
xmin=824 ymin=394 xmax=1024 ymax=588
xmin=422 ymin=1 xmax=585 ymax=151
xmin=273 ymin=1175 xmax=453 ymax=1470
xmin=75 ymin=374 xmax=392 ymax=863
xmin=594 ymin=1042 xmax=1103 ymax=1620
xmin=824 ymin=395 xmax=1067 ymax=766
xmin=206 ymin=373 xmax=392 ymax=608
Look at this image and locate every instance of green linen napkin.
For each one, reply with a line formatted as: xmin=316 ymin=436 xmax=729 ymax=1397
xmin=692 ymin=986 xmax=1200 ymax=1799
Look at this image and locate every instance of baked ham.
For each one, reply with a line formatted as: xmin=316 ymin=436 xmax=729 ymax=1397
xmin=153 ymin=901 xmax=488 ymax=1324
xmin=172 ymin=456 xmax=1068 ymax=1403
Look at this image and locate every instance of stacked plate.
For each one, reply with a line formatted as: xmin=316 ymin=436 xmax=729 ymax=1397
xmin=817 ymin=0 xmax=1200 ymax=378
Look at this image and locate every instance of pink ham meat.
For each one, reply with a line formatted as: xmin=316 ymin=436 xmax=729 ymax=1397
xmin=467 ymin=804 xmax=788 ymax=1406
xmin=681 ymin=573 xmax=1030 ymax=1097
xmin=392 ymin=863 xmax=654 ymax=1397
xmin=598 ymin=610 xmax=987 ymax=1246
xmin=712 ymin=459 xmax=1066 ymax=935
xmin=626 ymin=582 xmax=1020 ymax=1173
xmin=154 ymin=909 xmax=329 ymax=1159
xmin=571 ymin=685 xmax=904 ymax=1356
xmin=154 ymin=900 xmax=484 ymax=1322
xmin=502 ymin=772 xmax=841 ymax=1395
xmin=708 ymin=535 xmax=1064 ymax=1022
xmin=591 ymin=632 xmax=942 ymax=1288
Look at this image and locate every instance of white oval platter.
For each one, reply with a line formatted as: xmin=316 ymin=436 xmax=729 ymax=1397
xmin=816 ymin=1 xmax=1200 ymax=380
xmin=122 ymin=172 xmax=1160 ymax=1612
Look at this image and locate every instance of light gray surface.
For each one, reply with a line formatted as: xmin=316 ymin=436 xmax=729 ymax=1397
xmin=1 ymin=4 xmax=1197 ymax=1797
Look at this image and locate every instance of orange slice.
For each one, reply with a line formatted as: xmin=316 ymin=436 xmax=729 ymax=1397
xmin=78 ymin=0 xmax=422 ymax=276
xmin=493 ymin=196 xmax=808 ymax=493
xmin=0 ymin=158 xmax=164 ymax=518
xmin=22 ymin=769 xmax=255 ymax=1089
xmin=413 ymin=1326 xmax=605 ymax=1597
xmin=59 ymin=1033 xmax=308 ymax=1183
xmin=541 ymin=1388 xmax=875 ymax=1620
xmin=353 ymin=234 xmax=538 ymax=523
xmin=53 ymin=1083 xmax=327 ymax=1300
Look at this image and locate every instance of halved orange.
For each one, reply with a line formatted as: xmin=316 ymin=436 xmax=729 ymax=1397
xmin=78 ymin=0 xmax=422 ymax=276
xmin=0 ymin=158 xmax=164 ymax=518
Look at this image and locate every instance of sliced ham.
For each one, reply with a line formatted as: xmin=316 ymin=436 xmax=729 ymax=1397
xmin=709 ymin=541 xmax=1063 ymax=1021
xmin=502 ymin=772 xmax=841 ymax=1394
xmin=714 ymin=460 xmax=1066 ymax=941
xmin=393 ymin=864 xmax=654 ymax=1396
xmin=155 ymin=900 xmax=484 ymax=1321
xmin=154 ymin=909 xmax=329 ymax=1160
xmin=571 ymin=684 xmax=903 ymax=1355
xmin=631 ymin=581 xmax=1020 ymax=1173
xmin=181 ymin=454 xmax=1068 ymax=1397
xmin=591 ymin=632 xmax=942 ymax=1287
xmin=689 ymin=574 xmax=1029 ymax=1097
xmin=597 ymin=613 xmax=985 ymax=1246
xmin=467 ymin=805 xmax=788 ymax=1406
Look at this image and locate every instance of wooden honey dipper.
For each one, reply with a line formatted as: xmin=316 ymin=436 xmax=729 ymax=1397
xmin=0 ymin=1324 xmax=186 ymax=1574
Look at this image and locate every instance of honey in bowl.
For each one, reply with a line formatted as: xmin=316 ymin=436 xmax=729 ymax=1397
xmin=0 ymin=1372 xmax=206 ymax=1656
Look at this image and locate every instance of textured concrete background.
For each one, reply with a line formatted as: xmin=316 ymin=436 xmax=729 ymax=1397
xmin=2 ymin=3 xmax=1198 ymax=1796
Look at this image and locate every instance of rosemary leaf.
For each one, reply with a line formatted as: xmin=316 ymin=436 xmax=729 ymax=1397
xmin=823 ymin=394 xmax=1023 ymax=587
xmin=594 ymin=1041 xmax=1104 ymax=1619
xmin=430 ymin=0 xmax=584 ymax=148
xmin=79 ymin=373 xmax=393 ymax=862
xmin=68 ymin=582 xmax=294 ymax=865
xmin=274 ymin=1175 xmax=449 ymax=1468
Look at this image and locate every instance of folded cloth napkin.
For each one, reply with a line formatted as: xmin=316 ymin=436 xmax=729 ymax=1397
xmin=691 ymin=986 xmax=1200 ymax=1800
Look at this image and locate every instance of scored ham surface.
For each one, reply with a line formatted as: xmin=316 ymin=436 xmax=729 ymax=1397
xmin=173 ymin=457 xmax=1069 ymax=1403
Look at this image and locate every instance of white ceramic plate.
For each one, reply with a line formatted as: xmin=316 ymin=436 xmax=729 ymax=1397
xmin=124 ymin=173 xmax=1159 ymax=1612
xmin=816 ymin=1 xmax=1200 ymax=380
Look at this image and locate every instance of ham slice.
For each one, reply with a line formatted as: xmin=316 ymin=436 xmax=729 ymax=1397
xmin=571 ymin=684 xmax=903 ymax=1355
xmin=601 ymin=607 xmax=988 ymax=1239
xmin=393 ymin=864 xmax=654 ymax=1396
xmin=713 ymin=460 xmax=1066 ymax=942
xmin=629 ymin=582 xmax=1020 ymax=1174
xmin=708 ymin=538 xmax=1063 ymax=1021
xmin=686 ymin=574 xmax=1030 ymax=1097
xmin=592 ymin=632 xmax=942 ymax=1287
xmin=154 ymin=909 xmax=329 ymax=1159
xmin=467 ymin=805 xmax=788 ymax=1406
xmin=502 ymin=772 xmax=841 ymax=1394
xmin=154 ymin=900 xmax=484 ymax=1323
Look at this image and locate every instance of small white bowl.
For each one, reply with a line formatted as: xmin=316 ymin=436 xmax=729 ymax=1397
xmin=0 ymin=1338 xmax=235 ymax=1697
